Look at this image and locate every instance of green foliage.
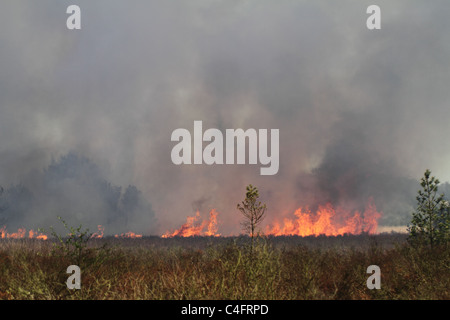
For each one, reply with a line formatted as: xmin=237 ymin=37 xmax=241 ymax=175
xmin=237 ymin=185 xmax=267 ymax=248
xmin=214 ymin=237 xmax=281 ymax=299
xmin=40 ymin=217 xmax=109 ymax=272
xmin=408 ymin=169 xmax=450 ymax=247
xmin=45 ymin=216 xmax=93 ymax=265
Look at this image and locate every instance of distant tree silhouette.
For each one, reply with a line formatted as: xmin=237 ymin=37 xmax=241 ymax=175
xmin=0 ymin=152 xmax=156 ymax=234
xmin=0 ymin=184 xmax=33 ymax=228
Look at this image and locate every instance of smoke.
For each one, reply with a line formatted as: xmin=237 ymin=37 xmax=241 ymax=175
xmin=1 ymin=1 xmax=450 ymax=234
xmin=0 ymin=153 xmax=156 ymax=234
xmin=296 ymin=111 xmax=418 ymax=226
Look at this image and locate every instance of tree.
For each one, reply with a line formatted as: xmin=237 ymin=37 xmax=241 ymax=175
xmin=237 ymin=184 xmax=267 ymax=249
xmin=408 ymin=169 xmax=450 ymax=247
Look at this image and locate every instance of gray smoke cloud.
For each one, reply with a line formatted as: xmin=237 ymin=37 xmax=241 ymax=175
xmin=1 ymin=0 xmax=450 ymax=235
xmin=0 ymin=153 xmax=157 ymax=234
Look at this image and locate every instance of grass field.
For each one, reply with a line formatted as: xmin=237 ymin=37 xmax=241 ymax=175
xmin=0 ymin=233 xmax=448 ymax=300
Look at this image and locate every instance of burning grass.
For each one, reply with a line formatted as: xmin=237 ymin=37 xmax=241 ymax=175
xmin=0 ymin=234 xmax=448 ymax=300
xmin=161 ymin=199 xmax=382 ymax=238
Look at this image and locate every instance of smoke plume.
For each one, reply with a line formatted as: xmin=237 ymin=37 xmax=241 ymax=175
xmin=1 ymin=1 xmax=450 ymax=234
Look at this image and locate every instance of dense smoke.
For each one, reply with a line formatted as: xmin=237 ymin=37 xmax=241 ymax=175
xmin=1 ymin=1 xmax=450 ymax=234
xmin=0 ymin=153 xmax=156 ymax=234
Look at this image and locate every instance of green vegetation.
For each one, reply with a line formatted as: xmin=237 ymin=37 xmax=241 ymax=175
xmin=0 ymin=234 xmax=448 ymax=300
xmin=408 ymin=169 xmax=450 ymax=247
xmin=237 ymin=184 xmax=267 ymax=251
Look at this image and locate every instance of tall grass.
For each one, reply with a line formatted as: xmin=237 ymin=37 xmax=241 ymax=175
xmin=0 ymin=234 xmax=448 ymax=300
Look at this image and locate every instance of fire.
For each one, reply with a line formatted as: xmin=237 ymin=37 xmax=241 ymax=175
xmin=266 ymin=198 xmax=382 ymax=236
xmin=0 ymin=224 xmax=144 ymax=240
xmin=0 ymin=224 xmax=143 ymax=239
xmin=206 ymin=209 xmax=220 ymax=236
xmin=91 ymin=225 xmax=105 ymax=239
xmin=114 ymin=232 xmax=143 ymax=239
xmin=0 ymin=198 xmax=382 ymax=240
xmin=162 ymin=209 xmax=221 ymax=238
xmin=0 ymin=226 xmax=48 ymax=240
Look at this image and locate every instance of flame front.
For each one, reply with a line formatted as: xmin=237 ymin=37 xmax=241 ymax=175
xmin=266 ymin=198 xmax=382 ymax=236
xmin=114 ymin=232 xmax=143 ymax=238
xmin=91 ymin=225 xmax=105 ymax=239
xmin=0 ymin=226 xmax=48 ymax=240
xmin=84 ymin=225 xmax=144 ymax=238
xmin=162 ymin=209 xmax=221 ymax=238
xmin=0 ymin=224 xmax=144 ymax=240
xmin=1 ymin=199 xmax=382 ymax=240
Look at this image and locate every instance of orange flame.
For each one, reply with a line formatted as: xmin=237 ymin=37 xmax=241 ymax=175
xmin=0 ymin=198 xmax=382 ymax=240
xmin=162 ymin=209 xmax=221 ymax=238
xmin=205 ymin=209 xmax=220 ymax=236
xmin=266 ymin=198 xmax=382 ymax=236
xmin=91 ymin=225 xmax=104 ymax=239
xmin=114 ymin=231 xmax=143 ymax=239
xmin=0 ymin=226 xmax=48 ymax=240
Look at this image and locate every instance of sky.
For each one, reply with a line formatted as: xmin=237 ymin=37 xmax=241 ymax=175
xmin=1 ymin=0 xmax=450 ymax=235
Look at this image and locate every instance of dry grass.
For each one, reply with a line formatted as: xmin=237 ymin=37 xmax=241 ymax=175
xmin=0 ymin=234 xmax=448 ymax=300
